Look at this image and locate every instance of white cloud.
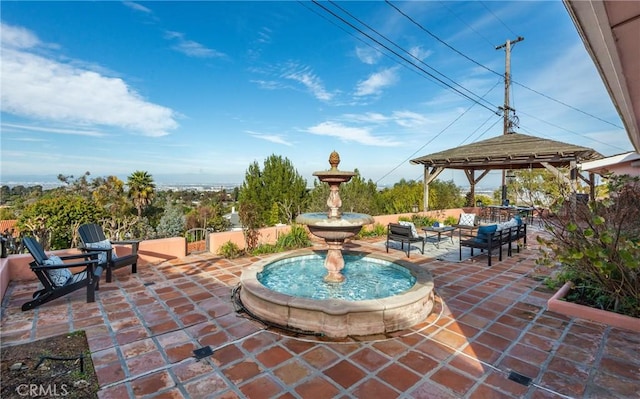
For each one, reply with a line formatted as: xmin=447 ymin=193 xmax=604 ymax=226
xmin=355 ymin=46 xmax=382 ymax=65
xmin=354 ymin=67 xmax=399 ymax=97
xmin=164 ymin=31 xmax=226 ymax=59
xmin=306 ymin=121 xmax=400 ymax=146
xmin=0 ymin=23 xmax=179 ymax=137
xmin=2 ymin=122 xmax=106 ymax=137
xmin=0 ymin=22 xmax=41 ymax=49
xmin=257 ymin=27 xmax=273 ymax=44
xmin=246 ymin=130 xmax=292 ymax=146
xmin=282 ymin=63 xmax=334 ymax=102
xmin=409 ymin=46 xmax=432 ymax=61
xmin=122 ymin=1 xmax=153 ymax=14
xmin=342 ymin=112 xmax=390 ymax=124
xmin=392 ymin=111 xmax=432 ymax=128
xmin=250 ymin=79 xmax=285 ymax=90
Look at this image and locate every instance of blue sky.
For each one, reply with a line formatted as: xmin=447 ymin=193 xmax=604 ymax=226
xmin=0 ymin=1 xmax=633 ymax=189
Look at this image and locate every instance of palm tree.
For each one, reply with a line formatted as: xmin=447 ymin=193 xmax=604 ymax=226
xmin=127 ymin=171 xmax=156 ymax=217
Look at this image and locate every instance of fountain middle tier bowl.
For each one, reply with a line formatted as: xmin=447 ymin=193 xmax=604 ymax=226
xmin=239 ymin=249 xmax=435 ymax=338
xmin=295 ymin=212 xmax=375 ymax=241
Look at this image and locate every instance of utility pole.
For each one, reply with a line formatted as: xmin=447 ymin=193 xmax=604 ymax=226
xmin=496 ymin=36 xmax=524 ymax=204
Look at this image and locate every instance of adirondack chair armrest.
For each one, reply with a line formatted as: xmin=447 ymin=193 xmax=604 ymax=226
xmin=58 ymin=252 xmax=100 ymax=261
xmin=110 ymin=240 xmax=140 ymax=253
xmin=31 ymin=258 xmax=100 ymax=271
xmin=78 ymin=245 xmax=113 ymax=253
xmin=111 ymin=240 xmax=140 ymax=245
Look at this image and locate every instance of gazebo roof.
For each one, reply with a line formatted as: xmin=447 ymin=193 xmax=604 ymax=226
xmin=410 ymin=132 xmax=603 ymax=171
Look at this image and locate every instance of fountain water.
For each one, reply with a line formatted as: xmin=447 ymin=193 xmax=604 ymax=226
xmin=239 ymin=152 xmax=434 ymax=338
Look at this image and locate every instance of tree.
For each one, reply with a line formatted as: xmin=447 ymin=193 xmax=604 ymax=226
xmin=58 ymin=172 xmax=92 ymax=199
xmin=127 ymin=171 xmax=156 ymax=218
xmin=18 ymin=193 xmax=102 ymax=250
xmin=238 ymin=155 xmax=308 ymax=226
xmin=429 ymin=180 xmax=463 ymax=210
xmin=92 ymin=175 xmax=129 ymax=215
xmin=508 ymin=169 xmax=569 ymax=207
xmin=379 ymin=179 xmax=423 ymax=214
xmin=338 ymin=170 xmax=382 ymax=215
xmin=156 ymin=205 xmax=186 ymax=238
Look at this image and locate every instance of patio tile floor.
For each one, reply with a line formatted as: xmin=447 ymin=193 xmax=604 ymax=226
xmin=2 ymin=233 xmax=639 ymax=398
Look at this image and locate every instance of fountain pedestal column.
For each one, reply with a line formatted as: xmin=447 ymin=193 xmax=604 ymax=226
xmin=296 ymin=151 xmax=374 ymax=283
xmin=327 ymin=183 xmax=342 ymax=219
xmin=324 ymin=240 xmax=346 ymax=283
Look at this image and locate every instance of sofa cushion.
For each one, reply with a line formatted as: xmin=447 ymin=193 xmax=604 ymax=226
xmin=474 ymin=224 xmax=497 ymax=243
xmin=496 ymin=218 xmax=518 ymax=231
xmin=44 ymin=255 xmax=73 ymax=287
xmin=459 ymin=213 xmax=476 ymax=226
xmin=85 ymin=239 xmax=113 ymax=264
xmin=398 ymin=221 xmax=420 ymax=239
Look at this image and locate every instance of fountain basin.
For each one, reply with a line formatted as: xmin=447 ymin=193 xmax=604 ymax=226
xmin=239 ymin=249 xmax=435 ymax=338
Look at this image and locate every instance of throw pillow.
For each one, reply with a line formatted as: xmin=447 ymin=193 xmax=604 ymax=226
xmin=85 ymin=239 xmax=113 ymax=264
xmin=474 ymin=224 xmax=497 ymax=243
xmin=459 ymin=213 xmax=476 ymax=226
xmin=44 ymin=255 xmax=73 ymax=286
xmin=398 ymin=221 xmax=420 ymax=239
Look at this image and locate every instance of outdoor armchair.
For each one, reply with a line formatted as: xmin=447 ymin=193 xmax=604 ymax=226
xmin=22 ymin=237 xmax=102 ymax=311
xmin=77 ymin=223 xmax=139 ymax=283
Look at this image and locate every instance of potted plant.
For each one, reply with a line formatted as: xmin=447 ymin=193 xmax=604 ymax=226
xmin=537 ymin=175 xmax=640 ymax=331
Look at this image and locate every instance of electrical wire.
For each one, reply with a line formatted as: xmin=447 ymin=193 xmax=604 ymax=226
xmin=375 ymin=81 xmax=502 ymax=185
xmin=479 ymin=0 xmax=519 ymax=38
xmin=310 ymin=0 xmax=501 ymax=115
xmin=386 ymin=0 xmax=624 ymax=131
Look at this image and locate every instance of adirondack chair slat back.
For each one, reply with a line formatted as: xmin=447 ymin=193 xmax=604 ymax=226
xmin=78 ymin=224 xmax=107 ymax=244
xmin=23 ymin=237 xmax=48 ymax=265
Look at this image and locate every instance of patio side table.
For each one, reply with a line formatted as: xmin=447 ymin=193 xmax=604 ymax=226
xmin=422 ymin=226 xmax=456 ymax=248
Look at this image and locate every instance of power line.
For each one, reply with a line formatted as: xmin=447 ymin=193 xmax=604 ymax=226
xmin=311 ymin=0 xmax=501 ymax=114
xmin=386 ymin=1 xmax=624 ymax=131
xmin=438 ymin=1 xmax=496 ymax=48
xmin=479 ymin=1 xmax=519 ymax=38
xmin=512 ymin=82 xmax=623 ymax=129
xmin=375 ymin=82 xmax=502 ymax=184
xmin=517 ymin=113 xmax=629 ymax=153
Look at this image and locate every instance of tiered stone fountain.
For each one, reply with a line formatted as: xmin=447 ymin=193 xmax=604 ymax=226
xmin=239 ymin=152 xmax=434 ymax=338
xmin=295 ymin=151 xmax=374 ymax=283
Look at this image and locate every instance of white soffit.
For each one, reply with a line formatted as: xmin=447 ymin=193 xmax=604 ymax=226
xmin=564 ymin=0 xmax=640 ymax=152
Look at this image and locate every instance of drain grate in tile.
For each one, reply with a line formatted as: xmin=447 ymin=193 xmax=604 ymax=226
xmin=508 ymin=371 xmax=532 ymax=386
xmin=193 ymin=346 xmax=213 ymax=359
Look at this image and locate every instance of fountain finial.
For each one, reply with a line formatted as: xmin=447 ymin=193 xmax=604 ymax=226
xmin=329 ymin=150 xmax=340 ymax=171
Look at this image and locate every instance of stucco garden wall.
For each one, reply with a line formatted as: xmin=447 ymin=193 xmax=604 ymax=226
xmin=1 ymin=208 xmax=473 ymax=301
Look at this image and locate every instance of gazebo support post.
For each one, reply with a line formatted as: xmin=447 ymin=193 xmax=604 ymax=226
xmin=422 ymin=166 xmax=444 ymax=211
xmin=464 ymin=169 xmax=491 ymax=206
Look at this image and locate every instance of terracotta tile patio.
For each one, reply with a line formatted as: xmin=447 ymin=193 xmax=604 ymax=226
xmin=2 ymin=233 xmax=639 ymax=398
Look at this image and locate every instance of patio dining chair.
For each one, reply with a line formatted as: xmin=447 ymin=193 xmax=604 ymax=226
xmin=21 ymin=237 xmax=102 ymax=311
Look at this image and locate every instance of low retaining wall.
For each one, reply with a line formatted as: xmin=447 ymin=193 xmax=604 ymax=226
xmin=1 ymin=208 xmax=473 ymax=302
xmin=0 ymin=237 xmax=186 ymax=302
xmin=207 ymin=208 xmax=469 ymax=255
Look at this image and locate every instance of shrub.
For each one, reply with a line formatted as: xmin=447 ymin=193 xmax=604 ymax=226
xmin=410 ymin=214 xmax=438 ymax=228
xmin=358 ymin=223 xmax=386 ymax=238
xmin=275 ymin=224 xmax=311 ymax=250
xmin=252 ymin=243 xmax=279 ymax=255
xmin=444 ymin=216 xmax=458 ymax=226
xmin=249 ymin=224 xmax=311 ymax=255
xmin=218 ymin=241 xmax=243 ymax=259
xmin=537 ymin=175 xmax=640 ymax=318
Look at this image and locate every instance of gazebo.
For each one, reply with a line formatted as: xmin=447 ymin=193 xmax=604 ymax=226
xmin=410 ymin=132 xmax=603 ymax=210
